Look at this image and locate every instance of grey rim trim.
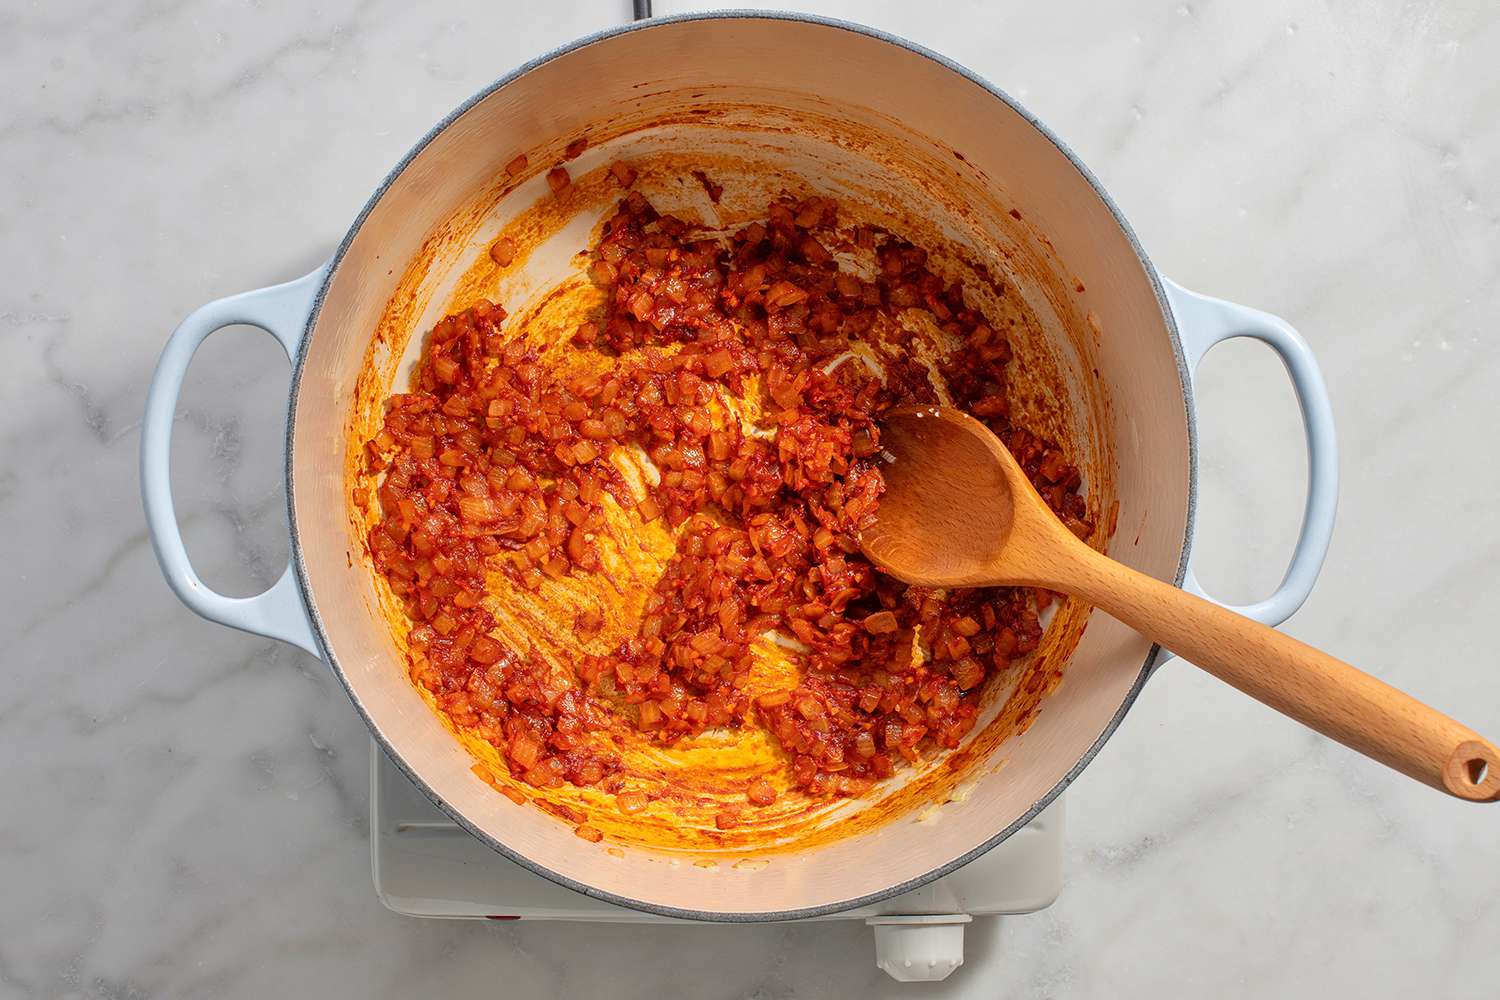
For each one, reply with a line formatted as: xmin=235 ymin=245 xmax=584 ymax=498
xmin=285 ymin=8 xmax=1197 ymax=924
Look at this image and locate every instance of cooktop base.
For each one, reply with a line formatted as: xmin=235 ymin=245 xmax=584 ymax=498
xmin=371 ymin=742 xmax=1063 ymax=981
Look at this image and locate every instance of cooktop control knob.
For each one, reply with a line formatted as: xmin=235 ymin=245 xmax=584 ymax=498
xmin=868 ymin=914 xmax=972 ymax=982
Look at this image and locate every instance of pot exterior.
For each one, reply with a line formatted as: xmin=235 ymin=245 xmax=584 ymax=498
xmin=287 ymin=13 xmax=1191 ymax=919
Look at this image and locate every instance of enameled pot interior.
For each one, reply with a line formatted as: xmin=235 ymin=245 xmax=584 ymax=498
xmin=290 ymin=14 xmax=1190 ymax=918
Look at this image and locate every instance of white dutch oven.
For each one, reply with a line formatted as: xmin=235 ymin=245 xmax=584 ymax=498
xmin=142 ymin=12 xmax=1336 ymax=920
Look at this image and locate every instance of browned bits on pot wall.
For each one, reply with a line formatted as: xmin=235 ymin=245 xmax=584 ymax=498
xmin=693 ymin=169 xmax=724 ymax=203
xmin=489 ymin=238 xmax=516 ymax=267
xmin=747 ymin=777 xmax=777 ymax=806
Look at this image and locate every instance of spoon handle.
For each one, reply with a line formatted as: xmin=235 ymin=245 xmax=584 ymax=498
xmin=1050 ymin=543 xmax=1500 ymax=801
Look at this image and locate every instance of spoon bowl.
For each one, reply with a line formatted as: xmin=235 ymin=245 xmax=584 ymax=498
xmin=861 ymin=407 xmax=1021 ymax=588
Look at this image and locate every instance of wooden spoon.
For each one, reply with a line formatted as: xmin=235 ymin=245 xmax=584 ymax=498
xmin=860 ymin=405 xmax=1500 ymax=802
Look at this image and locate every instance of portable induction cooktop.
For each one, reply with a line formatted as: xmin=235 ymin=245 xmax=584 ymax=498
xmin=371 ymin=743 xmax=1064 ymax=982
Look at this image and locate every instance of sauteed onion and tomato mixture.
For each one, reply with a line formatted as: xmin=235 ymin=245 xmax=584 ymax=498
xmin=359 ymin=163 xmax=1090 ymax=830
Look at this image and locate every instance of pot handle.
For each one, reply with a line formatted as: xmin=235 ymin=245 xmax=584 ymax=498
xmin=141 ymin=266 xmax=329 ymax=659
xmin=1164 ymin=278 xmax=1339 ymax=628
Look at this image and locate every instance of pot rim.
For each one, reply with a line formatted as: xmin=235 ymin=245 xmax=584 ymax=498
xmin=286 ymin=8 xmax=1196 ymax=923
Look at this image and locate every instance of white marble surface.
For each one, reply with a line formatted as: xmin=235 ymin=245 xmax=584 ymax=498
xmin=4 ymin=0 xmax=1498 ymax=996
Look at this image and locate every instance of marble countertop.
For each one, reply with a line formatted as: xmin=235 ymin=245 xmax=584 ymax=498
xmin=5 ymin=1 xmax=1498 ymax=996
